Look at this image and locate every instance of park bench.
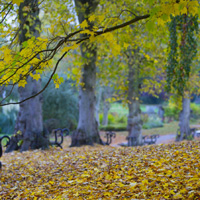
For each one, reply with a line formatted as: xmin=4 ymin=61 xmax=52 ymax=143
xmin=142 ymin=134 xmax=160 ymax=145
xmin=0 ymin=135 xmax=10 ymax=168
xmin=126 ymin=136 xmax=138 ymax=146
xmin=50 ymin=128 xmax=70 ymax=149
xmin=104 ymin=131 xmax=116 ymax=145
xmin=126 ymin=134 xmax=159 ymax=146
xmin=190 ymin=128 xmax=196 ymax=137
xmin=193 ymin=129 xmax=200 ymax=138
xmin=176 ymin=128 xmax=199 ymax=139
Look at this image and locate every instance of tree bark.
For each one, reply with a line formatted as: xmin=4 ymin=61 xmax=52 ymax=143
xmin=71 ymin=0 xmax=103 ymax=146
xmin=176 ymin=97 xmax=191 ymax=141
xmin=102 ymin=87 xmax=112 ymax=126
xmin=127 ymin=49 xmax=143 ymax=146
xmin=6 ymin=0 xmax=49 ymax=153
xmin=95 ymin=86 xmax=102 ymax=126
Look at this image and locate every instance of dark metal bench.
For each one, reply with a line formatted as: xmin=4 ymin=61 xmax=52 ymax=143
xmin=143 ymin=134 xmax=159 ymax=145
xmin=104 ymin=131 xmax=116 ymax=145
xmin=126 ymin=136 xmax=138 ymax=146
xmin=50 ymin=128 xmax=70 ymax=149
xmin=190 ymin=128 xmax=196 ymax=137
xmin=0 ymin=135 xmax=10 ymax=168
xmin=194 ymin=129 xmax=200 ymax=138
xmin=176 ymin=128 xmax=197 ymax=140
xmin=126 ymin=134 xmax=159 ymax=146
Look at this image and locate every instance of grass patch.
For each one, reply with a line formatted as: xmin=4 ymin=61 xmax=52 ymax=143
xmin=112 ymin=121 xmax=179 ymax=138
xmin=109 ymin=103 xmax=147 ymax=116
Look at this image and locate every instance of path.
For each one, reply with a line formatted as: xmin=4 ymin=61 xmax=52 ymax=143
xmin=110 ymin=134 xmax=176 ymax=147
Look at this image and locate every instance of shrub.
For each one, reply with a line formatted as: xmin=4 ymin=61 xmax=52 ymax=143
xmin=99 ymin=113 xmax=120 ymax=125
xmin=142 ymin=117 xmax=163 ymax=129
xmin=42 ymin=77 xmax=78 ymax=131
xmin=116 ymin=115 xmax=127 ymax=124
xmin=190 ymin=103 xmax=200 ymax=119
xmin=107 ymin=114 xmax=116 ymax=125
xmin=164 ymin=104 xmax=179 ymax=121
xmin=0 ymin=109 xmax=17 ymax=134
xmin=141 ymin=114 xmax=149 ymax=124
xmin=100 ymin=124 xmax=127 ymax=131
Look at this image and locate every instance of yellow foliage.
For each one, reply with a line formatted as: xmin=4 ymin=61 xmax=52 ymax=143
xmin=12 ymin=0 xmax=23 ymax=6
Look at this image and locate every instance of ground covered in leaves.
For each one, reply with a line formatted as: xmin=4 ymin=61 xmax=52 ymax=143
xmin=0 ymin=141 xmax=200 ymax=199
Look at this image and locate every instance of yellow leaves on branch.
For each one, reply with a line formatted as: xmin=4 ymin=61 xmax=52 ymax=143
xmin=52 ymin=74 xmax=64 ymax=88
xmin=150 ymin=0 xmax=199 ymax=27
xmin=1 ymin=141 xmax=200 ymax=199
xmin=0 ymin=37 xmax=50 ymax=87
xmin=12 ymin=0 xmax=23 ymax=6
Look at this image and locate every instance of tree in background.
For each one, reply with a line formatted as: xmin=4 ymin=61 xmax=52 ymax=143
xmin=167 ymin=13 xmax=198 ymax=141
xmin=70 ymin=0 xmax=104 ymax=146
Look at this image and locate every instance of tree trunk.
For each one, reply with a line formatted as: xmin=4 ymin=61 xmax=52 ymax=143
xmin=95 ymin=86 xmax=102 ymax=126
xmin=176 ymin=97 xmax=191 ymax=141
xmin=102 ymin=87 xmax=112 ymax=126
xmin=102 ymin=103 xmax=110 ymax=126
xmin=71 ymin=0 xmax=103 ymax=146
xmin=127 ymin=49 xmax=143 ymax=146
xmin=6 ymin=0 xmax=49 ymax=153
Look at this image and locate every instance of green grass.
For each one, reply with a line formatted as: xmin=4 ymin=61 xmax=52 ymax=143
xmin=143 ymin=121 xmax=179 ymax=135
xmin=113 ymin=121 xmax=179 ymax=138
xmin=109 ymin=103 xmax=146 ymax=116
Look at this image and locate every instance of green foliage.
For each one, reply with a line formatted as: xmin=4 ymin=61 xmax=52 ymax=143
xmin=116 ymin=115 xmax=127 ymax=124
xmin=99 ymin=112 xmax=126 ymax=125
xmin=164 ymin=104 xmax=179 ymax=120
xmin=109 ymin=103 xmax=128 ymax=116
xmin=142 ymin=116 xmax=163 ymax=129
xmin=187 ymin=135 xmax=194 ymax=141
xmin=100 ymin=124 xmax=127 ymax=131
xmin=190 ymin=103 xmax=200 ymax=119
xmin=42 ymin=77 xmax=78 ymax=131
xmin=0 ymin=110 xmax=17 ymax=135
xmin=141 ymin=113 xmax=149 ymax=124
xmin=167 ymin=14 xmax=198 ymax=94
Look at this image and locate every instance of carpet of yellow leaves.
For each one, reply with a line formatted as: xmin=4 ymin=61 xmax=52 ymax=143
xmin=0 ymin=141 xmax=200 ymax=199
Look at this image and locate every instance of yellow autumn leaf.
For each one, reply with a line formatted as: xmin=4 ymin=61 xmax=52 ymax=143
xmin=12 ymin=0 xmax=23 ymax=6
xmin=80 ymin=20 xmax=88 ymax=29
xmin=18 ymin=80 xmax=27 ymax=87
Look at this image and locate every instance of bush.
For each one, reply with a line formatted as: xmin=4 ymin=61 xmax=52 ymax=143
xmin=0 ymin=109 xmax=17 ymax=134
xmin=190 ymin=103 xmax=200 ymax=119
xmin=141 ymin=114 xmax=149 ymax=124
xmin=42 ymin=77 xmax=78 ymax=132
xmin=164 ymin=104 xmax=179 ymax=121
xmin=99 ymin=113 xmax=123 ymax=125
xmin=100 ymin=124 xmax=127 ymax=131
xmin=142 ymin=117 xmax=163 ymax=129
xmin=116 ymin=115 xmax=127 ymax=124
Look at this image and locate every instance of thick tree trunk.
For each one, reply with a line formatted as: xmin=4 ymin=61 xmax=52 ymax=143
xmin=127 ymin=49 xmax=143 ymax=146
xmin=71 ymin=0 xmax=103 ymax=146
xmin=176 ymin=97 xmax=191 ymax=141
xmin=6 ymin=0 xmax=49 ymax=152
xmin=102 ymin=103 xmax=110 ymax=126
xmin=96 ymin=86 xmax=102 ymax=126
xmin=102 ymin=87 xmax=112 ymax=126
